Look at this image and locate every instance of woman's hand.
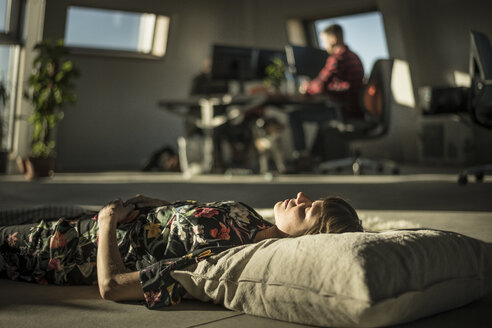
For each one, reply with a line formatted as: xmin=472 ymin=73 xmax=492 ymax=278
xmin=96 ymin=199 xmax=144 ymax=302
xmin=124 ymin=194 xmax=169 ymax=209
xmin=98 ymin=199 xmax=138 ymax=226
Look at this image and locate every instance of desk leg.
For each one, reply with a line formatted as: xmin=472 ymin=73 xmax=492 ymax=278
xmin=177 ymin=136 xmax=190 ymax=175
xmin=202 ymin=129 xmax=214 ymax=173
xmin=199 ymin=99 xmax=219 ymax=174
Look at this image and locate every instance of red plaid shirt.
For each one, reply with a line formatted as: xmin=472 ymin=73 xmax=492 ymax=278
xmin=306 ymin=45 xmax=365 ymax=118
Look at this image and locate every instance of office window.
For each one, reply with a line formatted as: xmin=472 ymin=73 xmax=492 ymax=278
xmin=0 ymin=0 xmax=24 ymax=40
xmin=0 ymin=0 xmax=7 ymax=32
xmin=0 ymin=44 xmax=20 ymax=150
xmin=0 ymin=0 xmax=23 ymax=151
xmin=314 ymin=11 xmax=388 ymax=76
xmin=65 ymin=6 xmax=170 ymax=58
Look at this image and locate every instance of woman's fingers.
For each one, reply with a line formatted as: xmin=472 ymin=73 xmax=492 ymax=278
xmin=123 ymin=195 xmax=169 ymax=209
xmin=124 ymin=202 xmax=135 ymax=211
xmin=134 ymin=201 xmax=156 ymax=208
xmin=108 ymin=198 xmax=135 ymax=220
xmin=124 ymin=195 xmax=146 ymax=205
xmin=120 ymin=209 xmax=139 ymax=224
xmin=125 ymin=195 xmax=164 ymax=207
xmin=113 ymin=199 xmax=133 ymax=211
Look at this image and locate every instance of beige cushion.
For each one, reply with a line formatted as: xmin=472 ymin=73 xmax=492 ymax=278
xmin=171 ymin=229 xmax=492 ymax=327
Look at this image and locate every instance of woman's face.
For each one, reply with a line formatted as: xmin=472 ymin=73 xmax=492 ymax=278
xmin=273 ymin=192 xmax=324 ymax=236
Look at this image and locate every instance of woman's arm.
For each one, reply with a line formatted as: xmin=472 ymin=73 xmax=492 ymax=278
xmin=97 ymin=200 xmax=144 ymax=301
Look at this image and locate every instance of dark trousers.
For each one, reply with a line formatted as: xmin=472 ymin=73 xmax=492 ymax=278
xmin=288 ymin=105 xmax=337 ymax=152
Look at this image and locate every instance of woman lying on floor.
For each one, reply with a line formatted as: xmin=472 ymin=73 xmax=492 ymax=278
xmin=0 ymin=192 xmax=362 ymax=308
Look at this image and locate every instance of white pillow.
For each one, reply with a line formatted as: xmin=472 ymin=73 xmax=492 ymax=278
xmin=171 ymin=229 xmax=492 ymax=327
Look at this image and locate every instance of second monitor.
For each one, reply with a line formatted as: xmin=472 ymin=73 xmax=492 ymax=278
xmin=285 ymin=45 xmax=328 ymax=79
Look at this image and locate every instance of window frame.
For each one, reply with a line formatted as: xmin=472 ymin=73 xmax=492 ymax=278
xmin=0 ymin=0 xmax=25 ymax=46
xmin=0 ymin=0 xmax=24 ymax=151
xmin=64 ymin=5 xmax=171 ymax=60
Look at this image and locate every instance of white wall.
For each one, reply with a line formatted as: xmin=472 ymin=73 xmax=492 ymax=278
xmin=39 ymin=0 xmax=492 ymax=171
xmin=46 ymin=0 xmax=244 ymax=171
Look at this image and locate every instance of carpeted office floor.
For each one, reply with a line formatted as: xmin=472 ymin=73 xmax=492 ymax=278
xmin=1 ymin=170 xmax=491 ymax=327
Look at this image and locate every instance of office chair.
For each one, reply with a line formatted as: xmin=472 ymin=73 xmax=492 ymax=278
xmin=458 ymin=31 xmax=492 ymax=185
xmin=316 ymin=59 xmax=399 ymax=175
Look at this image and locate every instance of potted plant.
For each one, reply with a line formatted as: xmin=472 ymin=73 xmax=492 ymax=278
xmin=21 ymin=39 xmax=79 ymax=179
xmin=0 ymin=80 xmax=8 ymax=173
xmin=263 ymin=57 xmax=286 ymax=93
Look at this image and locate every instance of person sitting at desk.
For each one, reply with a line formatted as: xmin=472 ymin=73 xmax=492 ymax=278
xmin=289 ymin=24 xmax=364 ymax=160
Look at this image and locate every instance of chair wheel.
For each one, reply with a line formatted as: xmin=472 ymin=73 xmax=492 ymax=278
xmin=475 ymin=173 xmax=484 ymax=182
xmin=458 ymin=174 xmax=468 ymax=185
xmin=391 ymin=167 xmax=400 ymax=175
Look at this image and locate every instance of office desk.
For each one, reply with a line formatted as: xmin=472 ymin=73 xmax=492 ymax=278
xmin=158 ymin=93 xmax=336 ymax=129
xmin=159 ymin=94 xmax=270 ymax=174
xmin=158 ymin=94 xmax=269 ymax=128
xmin=158 ymin=93 xmax=337 ymax=174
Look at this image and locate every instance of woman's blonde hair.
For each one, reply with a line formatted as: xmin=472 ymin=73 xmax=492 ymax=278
xmin=305 ymin=196 xmax=363 ymax=235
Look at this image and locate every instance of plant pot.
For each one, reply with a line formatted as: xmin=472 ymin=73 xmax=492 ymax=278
xmin=0 ymin=151 xmax=8 ymax=173
xmin=19 ymin=156 xmax=55 ymax=180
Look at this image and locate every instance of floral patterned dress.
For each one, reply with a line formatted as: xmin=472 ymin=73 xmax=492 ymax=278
xmin=0 ymin=200 xmax=272 ymax=309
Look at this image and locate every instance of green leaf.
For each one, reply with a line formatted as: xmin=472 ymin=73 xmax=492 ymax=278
xmin=55 ymin=71 xmax=65 ymax=82
xmin=61 ymin=61 xmax=73 ymax=72
xmin=37 ymin=89 xmax=50 ymax=107
xmin=54 ymin=88 xmax=62 ymax=104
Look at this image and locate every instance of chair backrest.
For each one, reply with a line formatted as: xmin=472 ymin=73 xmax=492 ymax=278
xmin=469 ymin=31 xmax=492 ymax=129
xmin=360 ymin=59 xmax=394 ymax=137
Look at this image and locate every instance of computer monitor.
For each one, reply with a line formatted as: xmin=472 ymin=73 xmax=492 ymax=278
xmin=468 ymin=30 xmax=492 ymax=127
xmin=285 ymin=45 xmax=328 ymax=79
xmin=210 ymin=45 xmax=255 ymax=81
